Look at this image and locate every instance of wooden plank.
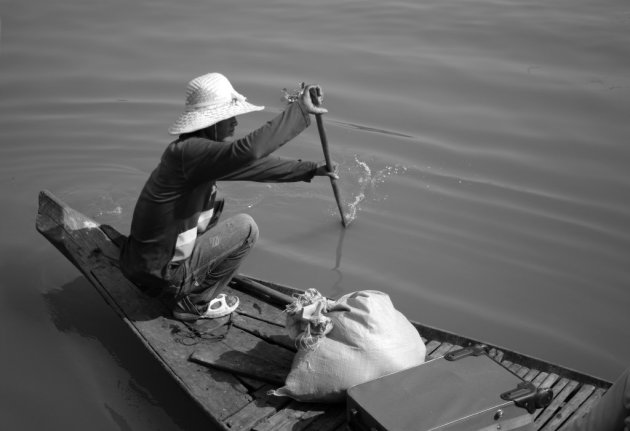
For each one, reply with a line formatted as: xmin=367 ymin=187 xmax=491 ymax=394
xmin=535 ymin=376 xmax=569 ymax=420
xmin=508 ymin=363 xmax=522 ymax=375
xmin=190 ymin=326 xmax=294 ymax=384
xmin=190 ymin=348 xmax=289 ymax=385
xmin=532 ymin=371 xmax=551 ymax=388
xmin=535 ymin=379 xmax=579 ymax=428
xmin=298 ymin=405 xmax=346 ymax=431
xmin=427 ymin=342 xmax=453 ymax=360
xmin=253 ymin=401 xmax=332 ymax=431
xmin=524 ymin=368 xmax=541 ymax=382
xmin=235 ymin=375 xmax=268 ymax=392
xmin=232 ymin=313 xmax=296 ymax=351
xmin=219 ymin=327 xmax=294 ymax=369
xmin=538 ymin=373 xmax=560 ymax=390
xmin=228 ymin=283 xmax=287 ymax=326
xmin=480 ymin=340 xmax=610 ymax=390
xmin=225 ymin=385 xmax=293 ymax=431
xmin=424 ymin=340 xmax=441 ymax=357
xmin=540 ymin=384 xmax=595 ymax=431
xmin=488 ymin=347 xmax=506 ymax=362
xmin=557 ymin=387 xmax=606 ymax=431
xmin=36 ymin=190 xmax=121 ymax=266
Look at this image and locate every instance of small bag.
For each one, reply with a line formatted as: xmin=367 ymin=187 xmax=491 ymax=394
xmin=347 ymin=345 xmax=552 ymax=431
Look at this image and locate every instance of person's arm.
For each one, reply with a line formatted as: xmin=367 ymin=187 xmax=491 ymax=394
xmin=182 ymin=101 xmax=310 ymax=184
xmin=218 ymin=156 xmax=318 ymax=182
xmin=182 ymin=84 xmax=326 ymax=185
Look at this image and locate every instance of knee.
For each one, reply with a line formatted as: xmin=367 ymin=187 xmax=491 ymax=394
xmin=233 ymin=213 xmax=259 ymax=244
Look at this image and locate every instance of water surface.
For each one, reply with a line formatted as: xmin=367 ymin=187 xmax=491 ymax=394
xmin=1 ymin=0 xmax=629 ymax=429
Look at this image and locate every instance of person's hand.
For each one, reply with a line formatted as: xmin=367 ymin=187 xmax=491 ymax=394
xmin=300 ymin=84 xmax=328 ymax=115
xmin=314 ymin=160 xmax=339 ymax=180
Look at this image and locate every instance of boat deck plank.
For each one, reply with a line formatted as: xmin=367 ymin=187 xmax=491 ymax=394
xmin=532 ymin=371 xmax=551 ymax=388
xmin=231 ymin=313 xmax=295 ymax=351
xmin=236 ymin=375 xmax=267 ymax=392
xmin=542 ymin=373 xmax=562 ymax=390
xmin=427 ymin=342 xmax=454 ymax=360
xmin=190 ymin=344 xmax=289 ymax=386
xmin=252 ymin=400 xmax=331 ymax=431
xmin=296 ymin=404 xmax=346 ymax=431
xmin=541 ymin=384 xmax=595 ymax=431
xmin=225 ymin=385 xmax=292 ymax=431
xmin=556 ymin=387 xmax=606 ymax=431
xmin=226 ymin=285 xmax=287 ymax=326
xmin=524 ymin=368 xmax=541 ymax=382
xmin=423 ymin=339 xmax=441 ymax=357
xmin=490 ymin=348 xmax=504 ymax=363
xmin=535 ymin=378 xmax=580 ymax=427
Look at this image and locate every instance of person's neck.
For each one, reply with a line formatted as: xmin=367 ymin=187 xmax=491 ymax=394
xmin=180 ymin=127 xmax=219 ymax=141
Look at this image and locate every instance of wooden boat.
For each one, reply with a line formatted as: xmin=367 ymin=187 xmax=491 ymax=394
xmin=36 ymin=189 xmax=612 ymax=431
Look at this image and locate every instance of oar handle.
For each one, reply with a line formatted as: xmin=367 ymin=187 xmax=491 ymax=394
xmin=315 ymin=114 xmax=334 ymax=172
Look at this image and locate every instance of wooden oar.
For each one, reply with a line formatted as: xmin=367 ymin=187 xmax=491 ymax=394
xmin=311 ymin=88 xmax=347 ymax=227
xmin=233 ymin=274 xmax=293 ymax=305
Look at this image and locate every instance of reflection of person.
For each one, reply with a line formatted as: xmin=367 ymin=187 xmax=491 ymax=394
xmin=565 ymin=366 xmax=630 ymax=431
xmin=120 ymin=73 xmax=334 ymax=322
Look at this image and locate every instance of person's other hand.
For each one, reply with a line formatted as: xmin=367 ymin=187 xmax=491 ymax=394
xmin=314 ymin=160 xmax=339 ymax=179
xmin=300 ymin=84 xmax=328 ymax=115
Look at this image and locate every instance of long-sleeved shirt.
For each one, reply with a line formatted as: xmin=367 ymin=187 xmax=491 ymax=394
xmin=120 ymin=101 xmax=317 ymax=294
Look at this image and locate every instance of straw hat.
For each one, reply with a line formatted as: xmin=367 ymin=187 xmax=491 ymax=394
xmin=168 ymin=73 xmax=264 ymax=135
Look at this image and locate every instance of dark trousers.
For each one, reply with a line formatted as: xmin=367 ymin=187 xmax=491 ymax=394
xmin=165 ymin=213 xmax=259 ymax=306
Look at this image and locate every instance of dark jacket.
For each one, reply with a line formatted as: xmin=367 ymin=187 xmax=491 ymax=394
xmin=120 ymin=101 xmax=317 ymax=293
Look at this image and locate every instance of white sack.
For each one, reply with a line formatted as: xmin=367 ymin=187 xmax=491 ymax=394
xmin=271 ymin=289 xmax=426 ymax=402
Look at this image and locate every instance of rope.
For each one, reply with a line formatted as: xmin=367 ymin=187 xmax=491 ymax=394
xmin=174 ymin=313 xmax=234 ymax=346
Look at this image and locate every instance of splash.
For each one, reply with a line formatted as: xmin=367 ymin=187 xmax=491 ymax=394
xmin=342 ymin=156 xmax=407 ymax=224
xmin=96 ymin=206 xmax=123 ymax=217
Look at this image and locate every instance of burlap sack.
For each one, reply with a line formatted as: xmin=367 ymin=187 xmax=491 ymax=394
xmin=270 ymin=290 xmax=426 ymax=402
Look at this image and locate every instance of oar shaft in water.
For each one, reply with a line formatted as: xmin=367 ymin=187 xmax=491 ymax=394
xmin=315 ymin=113 xmax=347 ymax=227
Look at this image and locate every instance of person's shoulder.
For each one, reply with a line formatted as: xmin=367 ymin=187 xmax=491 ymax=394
xmin=167 ymin=136 xmax=205 ymax=153
xmin=172 ymin=136 xmax=220 ymax=161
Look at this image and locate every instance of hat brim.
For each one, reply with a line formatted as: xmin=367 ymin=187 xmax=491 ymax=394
xmin=168 ymin=100 xmax=264 ymax=135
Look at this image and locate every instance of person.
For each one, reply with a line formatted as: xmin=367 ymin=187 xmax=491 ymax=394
xmin=120 ymin=72 xmax=335 ymax=322
xmin=564 ymin=365 xmax=630 ymax=431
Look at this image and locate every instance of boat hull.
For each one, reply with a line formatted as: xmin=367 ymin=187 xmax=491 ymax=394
xmin=36 ymin=190 xmax=611 ymax=431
